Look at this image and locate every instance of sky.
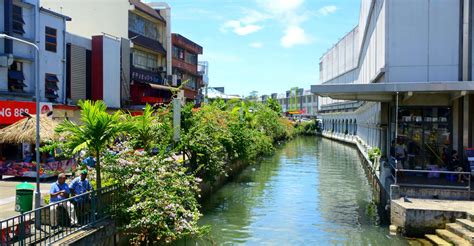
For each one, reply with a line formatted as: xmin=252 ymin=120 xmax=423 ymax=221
xmin=165 ymin=0 xmax=360 ymax=97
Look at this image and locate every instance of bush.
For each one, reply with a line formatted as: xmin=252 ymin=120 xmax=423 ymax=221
xmin=368 ymin=147 xmax=382 ymax=162
xmin=103 ymin=145 xmax=207 ymax=244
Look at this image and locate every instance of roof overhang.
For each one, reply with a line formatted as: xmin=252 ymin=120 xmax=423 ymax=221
xmin=311 ymin=81 xmax=474 ymax=102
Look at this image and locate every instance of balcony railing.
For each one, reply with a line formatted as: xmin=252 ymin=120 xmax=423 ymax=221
xmin=0 ymin=185 xmax=119 ymax=246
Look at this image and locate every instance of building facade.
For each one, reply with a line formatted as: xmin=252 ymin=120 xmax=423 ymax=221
xmin=1 ymin=0 xmax=69 ymax=124
xmin=0 ymin=0 xmax=69 ymax=162
xmin=172 ymin=33 xmax=203 ymax=101
xmin=276 ymin=88 xmax=318 ymax=117
xmin=41 ymin=0 xmax=172 ymax=108
xmin=312 ymin=0 xmax=474 ymax=198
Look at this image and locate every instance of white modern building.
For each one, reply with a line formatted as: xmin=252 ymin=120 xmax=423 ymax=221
xmin=0 ymin=0 xmax=70 ymax=105
xmin=312 ymin=0 xmax=474 ymax=199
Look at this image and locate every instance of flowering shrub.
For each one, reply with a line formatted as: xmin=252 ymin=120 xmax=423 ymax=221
xmin=102 ymin=144 xmax=207 ymax=244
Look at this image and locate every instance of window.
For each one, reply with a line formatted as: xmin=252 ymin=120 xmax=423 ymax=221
xmin=172 ymin=46 xmax=185 ymax=60
xmin=186 ymin=76 xmax=197 ymax=90
xmin=129 ymin=13 xmax=159 ymax=41
xmin=45 ymin=27 xmax=57 ymax=52
xmin=133 ymin=50 xmax=159 ymax=71
xmin=45 ymin=73 xmax=60 ymax=102
xmin=185 ymin=53 xmax=197 ymax=65
xmin=12 ymin=5 xmax=25 ymax=35
xmin=8 ymin=62 xmax=27 ymax=92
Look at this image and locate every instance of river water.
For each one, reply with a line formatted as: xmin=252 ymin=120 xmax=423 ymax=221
xmin=179 ymin=137 xmax=407 ymax=245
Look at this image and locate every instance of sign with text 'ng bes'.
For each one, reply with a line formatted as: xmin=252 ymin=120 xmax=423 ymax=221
xmin=0 ymin=101 xmax=53 ymax=125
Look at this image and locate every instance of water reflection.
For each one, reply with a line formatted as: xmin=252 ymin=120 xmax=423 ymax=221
xmin=175 ymin=137 xmax=407 ymax=245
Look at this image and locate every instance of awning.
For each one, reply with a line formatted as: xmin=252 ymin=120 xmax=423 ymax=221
xmin=45 ymin=74 xmax=60 ymax=83
xmin=149 ymin=83 xmax=179 ymax=92
xmin=8 ymin=70 xmax=25 ymax=81
xmin=311 ymin=81 xmax=474 ymax=102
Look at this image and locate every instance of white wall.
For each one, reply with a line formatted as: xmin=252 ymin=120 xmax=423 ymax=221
xmin=39 ymin=10 xmax=67 ymax=103
xmin=102 ymin=36 xmax=121 ymax=108
xmin=387 ymin=0 xmax=459 ymax=82
xmin=41 ymin=0 xmax=130 ymax=39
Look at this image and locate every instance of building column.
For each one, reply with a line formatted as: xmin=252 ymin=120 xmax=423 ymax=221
xmin=463 ymin=95 xmax=473 ymax=149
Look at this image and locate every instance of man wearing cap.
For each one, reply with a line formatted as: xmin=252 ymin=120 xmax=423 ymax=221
xmin=69 ymin=170 xmax=93 ymax=200
xmin=50 ymin=173 xmax=78 ymax=227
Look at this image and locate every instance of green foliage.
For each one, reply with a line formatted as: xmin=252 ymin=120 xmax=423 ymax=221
xmin=55 ymin=100 xmax=133 ymax=188
xmin=181 ymin=104 xmax=233 ymax=183
xmin=368 ymin=147 xmax=382 ymax=162
xmin=128 ymin=104 xmax=173 ymax=152
xmin=102 ymin=144 xmax=207 ymax=244
xmin=266 ymin=98 xmax=282 ymax=115
xmin=294 ymin=120 xmax=320 ymax=136
xmin=181 ymin=101 xmax=294 ymax=184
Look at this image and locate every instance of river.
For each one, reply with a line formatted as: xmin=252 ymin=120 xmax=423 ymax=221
xmin=178 ymin=137 xmax=407 ymax=245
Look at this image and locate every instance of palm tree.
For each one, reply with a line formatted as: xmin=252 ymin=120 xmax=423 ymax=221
xmin=56 ymin=100 xmax=132 ymax=188
xmin=130 ymin=104 xmax=159 ymax=151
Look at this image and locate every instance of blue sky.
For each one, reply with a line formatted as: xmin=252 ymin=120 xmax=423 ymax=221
xmin=168 ymin=0 xmax=360 ymax=96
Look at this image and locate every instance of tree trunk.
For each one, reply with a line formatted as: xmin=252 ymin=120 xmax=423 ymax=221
xmin=96 ymin=150 xmax=102 ymax=189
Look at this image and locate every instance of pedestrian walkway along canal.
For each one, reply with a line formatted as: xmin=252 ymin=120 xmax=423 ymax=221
xmin=177 ymin=137 xmax=407 ymax=245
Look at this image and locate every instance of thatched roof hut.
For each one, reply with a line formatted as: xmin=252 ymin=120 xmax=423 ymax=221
xmin=0 ymin=114 xmax=58 ymax=144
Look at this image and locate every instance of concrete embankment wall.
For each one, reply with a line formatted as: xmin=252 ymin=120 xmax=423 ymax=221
xmin=320 ymin=131 xmax=391 ymax=220
xmin=199 ymin=159 xmax=248 ymax=200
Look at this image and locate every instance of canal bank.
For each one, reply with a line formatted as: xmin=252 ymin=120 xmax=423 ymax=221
xmin=177 ymin=137 xmax=406 ymax=245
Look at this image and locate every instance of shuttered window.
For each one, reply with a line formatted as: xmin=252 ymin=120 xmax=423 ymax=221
xmin=45 ymin=73 xmax=60 ymax=102
xmin=12 ymin=5 xmax=25 ymax=35
xmin=8 ymin=62 xmax=26 ymax=92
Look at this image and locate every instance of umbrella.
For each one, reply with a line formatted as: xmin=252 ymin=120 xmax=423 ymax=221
xmin=0 ymin=113 xmax=58 ymax=144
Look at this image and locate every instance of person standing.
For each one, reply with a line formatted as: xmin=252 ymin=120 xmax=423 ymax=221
xmin=49 ymin=173 xmax=78 ymax=227
xmin=69 ymin=170 xmax=92 ymax=199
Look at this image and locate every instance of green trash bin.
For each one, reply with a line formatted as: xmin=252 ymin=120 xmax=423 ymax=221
xmin=15 ymin=182 xmax=35 ymax=213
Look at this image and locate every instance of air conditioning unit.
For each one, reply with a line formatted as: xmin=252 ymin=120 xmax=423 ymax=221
xmin=0 ymin=54 xmax=14 ymax=67
xmin=172 ymin=75 xmax=178 ymax=86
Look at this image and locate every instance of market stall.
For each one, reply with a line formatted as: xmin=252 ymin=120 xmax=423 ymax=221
xmin=0 ymin=114 xmax=77 ymax=178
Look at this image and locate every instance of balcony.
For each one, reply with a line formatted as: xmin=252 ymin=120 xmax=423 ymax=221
xmin=172 ymin=58 xmax=198 ymax=76
xmin=129 ymin=31 xmax=166 ymax=55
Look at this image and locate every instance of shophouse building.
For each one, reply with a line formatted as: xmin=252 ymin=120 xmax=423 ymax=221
xmin=42 ymin=0 xmax=171 ymax=108
xmin=312 ymin=0 xmax=474 ymax=199
xmin=0 ymin=0 xmax=69 ymax=160
xmin=172 ymin=33 xmax=203 ymax=101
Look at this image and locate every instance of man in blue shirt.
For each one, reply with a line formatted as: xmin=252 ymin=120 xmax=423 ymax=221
xmin=69 ymin=170 xmax=92 ymax=202
xmin=49 ymin=173 xmax=78 ymax=227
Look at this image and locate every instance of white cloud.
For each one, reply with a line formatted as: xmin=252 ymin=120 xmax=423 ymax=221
xmin=280 ymin=26 xmax=311 ymax=48
xmin=223 ymin=20 xmax=263 ymax=36
xmin=249 ymin=42 xmax=264 ymax=48
xmin=221 ymin=0 xmax=315 ymax=47
xmin=257 ymin=0 xmax=305 ymax=14
xmin=317 ymin=5 xmax=338 ymax=16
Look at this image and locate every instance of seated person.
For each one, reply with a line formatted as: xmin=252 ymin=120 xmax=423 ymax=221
xmin=49 ymin=173 xmax=78 ymax=227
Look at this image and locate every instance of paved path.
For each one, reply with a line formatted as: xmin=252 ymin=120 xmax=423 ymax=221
xmin=0 ymin=176 xmax=54 ymax=220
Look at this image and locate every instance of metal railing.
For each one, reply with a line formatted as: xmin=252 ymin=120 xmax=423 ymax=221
xmin=0 ymin=185 xmax=119 ymax=246
xmin=390 ymin=158 xmax=472 ymax=193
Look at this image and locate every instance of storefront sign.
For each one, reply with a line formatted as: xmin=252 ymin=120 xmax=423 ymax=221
xmin=131 ymin=67 xmax=163 ymax=84
xmin=0 ymin=101 xmax=53 ymax=125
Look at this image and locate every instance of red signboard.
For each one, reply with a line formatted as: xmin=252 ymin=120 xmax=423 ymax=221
xmin=0 ymin=101 xmax=53 ymax=125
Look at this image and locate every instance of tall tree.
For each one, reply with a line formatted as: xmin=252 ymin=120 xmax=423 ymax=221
xmin=56 ymin=100 xmax=131 ymax=188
